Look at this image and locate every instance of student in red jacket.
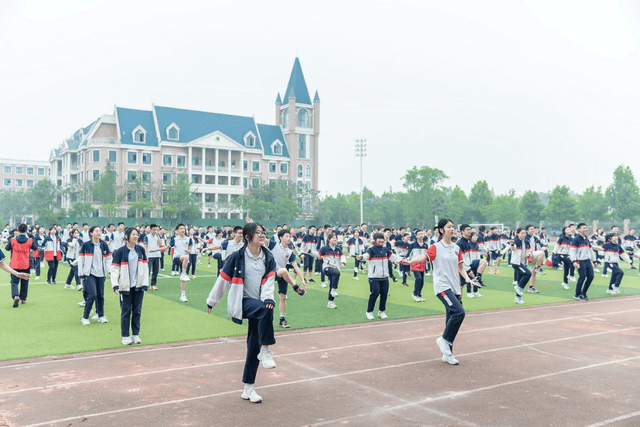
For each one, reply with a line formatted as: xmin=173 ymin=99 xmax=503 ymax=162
xmin=5 ymin=223 xmax=37 ymax=307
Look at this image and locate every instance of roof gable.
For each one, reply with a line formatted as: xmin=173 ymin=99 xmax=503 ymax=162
xmin=115 ymin=107 xmax=159 ymax=147
xmin=258 ymin=124 xmax=289 ymax=158
xmin=283 ymin=57 xmax=312 ymax=105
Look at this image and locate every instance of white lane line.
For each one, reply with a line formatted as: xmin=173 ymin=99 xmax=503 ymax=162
xmin=20 ymin=347 xmax=640 ymax=427
xmin=1 ymin=296 xmax=638 ymax=370
xmin=583 ymin=411 xmax=640 ymax=427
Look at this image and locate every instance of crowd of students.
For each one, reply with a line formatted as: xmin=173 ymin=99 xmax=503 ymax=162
xmin=1 ymin=219 xmax=636 ymax=402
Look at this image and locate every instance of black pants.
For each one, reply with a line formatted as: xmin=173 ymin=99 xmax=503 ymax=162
xmin=413 ymin=270 xmax=424 ymax=297
xmin=315 ymin=258 xmax=323 ymax=273
xmin=606 ymin=263 xmax=624 ymax=290
xmin=47 ymin=259 xmax=58 ymax=282
xmin=560 ymin=255 xmax=571 ymax=283
xmin=213 ymin=253 xmax=224 ymax=275
xmin=400 ymin=264 xmax=410 ymax=283
xmin=120 ymin=290 xmax=144 ymax=337
xmin=324 ymin=267 xmax=340 ymax=301
xmin=30 ymin=256 xmax=40 ymax=277
xmin=367 ymin=278 xmax=389 ymax=313
xmin=303 ymin=254 xmax=313 ymax=272
xmin=513 ymin=265 xmax=531 ymax=295
xmin=172 ymin=257 xmax=182 ymax=272
xmin=242 ymin=298 xmax=276 ymax=385
xmin=354 ymin=258 xmax=362 ymax=277
xmin=188 ymin=254 xmax=197 ymax=275
xmin=575 ymin=260 xmax=594 ymax=298
xmin=65 ymin=262 xmax=80 ymax=285
xmin=149 ymin=258 xmax=160 ymax=287
xmin=159 ymin=252 xmax=165 ymax=269
xmin=83 ymin=275 xmax=106 ymax=319
xmin=10 ymin=268 xmax=30 ymax=301
xmin=436 ymin=289 xmax=465 ymax=348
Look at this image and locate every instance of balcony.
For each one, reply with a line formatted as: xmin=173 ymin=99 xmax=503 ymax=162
xmin=192 ymin=164 xmax=203 ymax=171
xmin=205 ymin=166 xmax=216 ymax=172
xmin=90 ymin=137 xmax=117 ymax=145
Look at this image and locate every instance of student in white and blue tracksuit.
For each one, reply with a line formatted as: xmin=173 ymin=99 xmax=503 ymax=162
xmin=77 ymin=226 xmax=112 ymax=325
xmin=317 ymin=234 xmax=346 ymax=309
xmin=403 ymin=219 xmax=473 ymax=365
xmin=357 ymin=232 xmax=402 ymax=319
xmin=510 ymin=228 xmax=531 ymax=304
xmin=570 ymin=223 xmax=603 ymax=301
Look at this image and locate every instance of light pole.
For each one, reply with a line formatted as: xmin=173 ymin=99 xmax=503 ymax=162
xmin=355 ymin=139 xmax=367 ymax=225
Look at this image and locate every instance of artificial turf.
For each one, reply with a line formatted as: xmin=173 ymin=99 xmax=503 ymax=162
xmin=1 ymin=253 xmax=638 ymax=361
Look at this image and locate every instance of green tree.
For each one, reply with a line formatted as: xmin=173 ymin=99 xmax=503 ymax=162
xmin=93 ymin=161 xmax=118 ymax=204
xmin=486 ymin=190 xmax=519 ymax=227
xmin=606 ymin=165 xmax=640 ymax=221
xmin=468 ymin=180 xmax=493 ymax=223
xmin=316 ymin=193 xmax=360 ymax=225
xmin=543 ymin=185 xmax=577 ymax=226
xmin=0 ymin=191 xmax=29 ymax=224
xmin=577 ymin=186 xmax=609 ymax=223
xmin=519 ymin=190 xmax=544 ymax=225
xmin=444 ymin=186 xmax=472 ymax=224
xmin=68 ymin=201 xmax=95 ymax=218
xmin=239 ymin=179 xmax=302 ymax=223
xmin=402 ymin=166 xmax=449 ymax=227
xmin=162 ymin=173 xmax=202 ymax=223
xmin=27 ymin=179 xmax=60 ymax=217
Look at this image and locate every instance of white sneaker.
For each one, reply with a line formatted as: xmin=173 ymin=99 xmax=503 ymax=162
xmin=614 ymin=287 xmax=621 ymax=294
xmin=512 ymin=280 xmax=518 ymax=285
xmin=180 ymin=295 xmax=188 ymax=302
xmin=436 ymin=337 xmax=452 ymax=356
xmin=81 ymin=317 xmax=90 ymax=325
xmin=91 ymin=314 xmax=99 ymax=320
xmin=561 ymin=282 xmax=570 ymax=290
xmin=514 ymin=285 xmax=524 ymax=296
xmin=257 ymin=350 xmax=276 ymax=369
xmin=35 ymin=276 xmax=39 ymax=280
xmin=161 ymin=268 xmax=165 ymax=271
xmin=366 ymin=312 xmax=374 ymax=320
xmin=466 ymin=292 xmax=475 ymax=298
xmin=419 ymin=297 xmax=426 ymax=302
xmin=64 ymin=284 xmax=75 ymax=289
xmin=594 ymin=268 xmax=600 ymax=273
xmin=353 ymin=276 xmax=360 ymax=281
xmin=474 ymin=292 xmax=483 ymax=298
xmin=607 ymin=289 xmax=615 ymax=295
xmin=601 ymin=274 xmax=608 ymax=278
xmin=412 ymin=294 xmax=420 ymax=302
xmin=172 ymin=271 xmax=177 ymax=276
xmin=97 ymin=316 xmax=108 ymax=323
xmin=241 ymin=387 xmax=262 ymax=403
xmin=514 ymin=296 xmax=524 ymax=304
xmin=327 ymin=301 xmax=337 ymax=309
xmin=132 ymin=335 xmax=142 ymax=344
xmin=314 ymin=272 xmax=320 ymax=275
xmin=78 ymin=300 xmax=86 ymax=306
xmin=180 ymin=273 xmax=190 ymax=282
xmin=569 ymin=276 xmax=577 ymax=282
xmin=330 ymin=288 xmax=338 ymax=298
xmin=122 ymin=336 xmax=133 ymax=345
xmin=425 ymin=272 xmax=432 ymax=276
xmin=442 ymin=354 xmax=459 ymax=365
xmin=378 ymin=311 xmax=388 ymax=319
xmin=321 ymin=281 xmax=328 ymax=288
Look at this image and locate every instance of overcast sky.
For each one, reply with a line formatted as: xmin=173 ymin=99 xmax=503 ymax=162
xmin=1 ymin=0 xmax=639 ymax=199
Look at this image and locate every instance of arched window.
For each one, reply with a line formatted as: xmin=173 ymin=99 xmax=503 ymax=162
xmin=283 ymin=108 xmax=289 ymax=128
xmin=305 ymin=165 xmax=311 ymax=179
xmin=298 ymin=134 xmax=306 ymax=158
xmin=297 ymin=164 xmax=303 ymax=178
xmin=298 ymin=109 xmax=309 ymax=128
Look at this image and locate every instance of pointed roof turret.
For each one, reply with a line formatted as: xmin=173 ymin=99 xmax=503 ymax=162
xmin=283 ymin=57 xmax=312 ymax=105
xmin=313 ymin=91 xmax=320 ymax=102
xmin=276 ymin=93 xmax=282 ymax=104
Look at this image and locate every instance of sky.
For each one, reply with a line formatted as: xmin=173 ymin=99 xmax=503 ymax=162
xmin=1 ymin=0 xmax=640 ymax=199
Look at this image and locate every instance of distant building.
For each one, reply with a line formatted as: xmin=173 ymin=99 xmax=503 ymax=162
xmin=49 ymin=58 xmax=320 ymax=219
xmin=0 ymin=159 xmax=52 ymax=191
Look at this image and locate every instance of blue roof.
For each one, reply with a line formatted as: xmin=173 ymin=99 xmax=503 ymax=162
xmin=153 ymin=105 xmax=261 ymax=149
xmin=314 ymin=91 xmax=320 ymax=102
xmin=276 ymin=93 xmax=282 ymax=104
xmin=258 ymin=124 xmax=289 ymax=158
xmin=115 ymin=107 xmax=159 ymax=147
xmin=67 ymin=120 xmax=97 ymax=150
xmin=283 ymin=58 xmax=312 ymax=105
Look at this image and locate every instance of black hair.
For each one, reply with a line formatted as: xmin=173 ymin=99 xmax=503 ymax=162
xmin=124 ymin=227 xmax=138 ymax=242
xmin=149 ymin=224 xmax=158 ymax=229
xmin=107 ymin=223 xmax=114 ymax=228
xmin=460 ymin=224 xmax=470 ymax=232
xmin=516 ymin=227 xmax=524 ymax=234
xmin=373 ymin=232 xmax=384 ymax=241
xmin=479 ymin=225 xmax=486 ymax=232
xmin=525 ymin=224 xmax=534 ymax=230
xmin=89 ymin=225 xmax=101 ymax=235
xmin=577 ymin=223 xmax=587 ymax=229
xmin=436 ymin=218 xmax=453 ymax=241
xmin=383 ymin=228 xmax=391 ymax=233
xmin=243 ymin=222 xmax=265 ymax=246
xmin=277 ymin=229 xmax=290 ymax=239
xmin=233 ymin=225 xmax=243 ymax=233
xmin=17 ymin=223 xmax=27 ymax=233
xmin=175 ymin=223 xmax=185 ymax=230
xmin=561 ymin=226 xmax=567 ymax=235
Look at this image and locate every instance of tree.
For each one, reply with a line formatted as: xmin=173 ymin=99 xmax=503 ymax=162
xmin=27 ymin=179 xmax=59 ymax=218
xmin=401 ymin=166 xmax=449 ymax=227
xmin=68 ymin=202 xmax=95 ymax=218
xmin=577 ymin=186 xmax=609 ymax=223
xmin=468 ymin=180 xmax=493 ymax=223
xmin=486 ymin=190 xmax=519 ymax=227
xmin=239 ymin=179 xmax=302 ymax=223
xmin=606 ymin=165 xmax=640 ymax=222
xmin=0 ymin=191 xmax=29 ymax=225
xmin=543 ymin=185 xmax=577 ymax=226
xmin=444 ymin=186 xmax=472 ymax=224
xmin=93 ymin=161 xmax=118 ymax=204
xmin=162 ymin=173 xmax=202 ymax=223
xmin=519 ymin=191 xmax=544 ymax=225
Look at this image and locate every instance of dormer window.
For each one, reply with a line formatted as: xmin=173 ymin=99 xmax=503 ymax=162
xmin=272 ymin=140 xmax=283 ymax=155
xmin=244 ymin=132 xmax=256 ymax=148
xmin=132 ymin=125 xmax=146 ymax=144
xmin=166 ymin=123 xmax=180 ymax=140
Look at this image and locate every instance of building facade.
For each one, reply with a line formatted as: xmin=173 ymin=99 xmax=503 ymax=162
xmin=0 ymin=159 xmax=52 ymax=191
xmin=49 ymin=58 xmax=320 ymax=219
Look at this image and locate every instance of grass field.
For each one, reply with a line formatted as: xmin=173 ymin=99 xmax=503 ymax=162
xmin=1 ymin=252 xmax=638 ymax=361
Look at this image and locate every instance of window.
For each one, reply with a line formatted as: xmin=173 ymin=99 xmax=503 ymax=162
xmin=15 ymin=166 xmax=23 ymax=174
xmin=3 ymin=166 xmax=10 ymax=174
xmin=26 ymin=167 xmax=34 ymax=175
xmin=243 ymin=160 xmax=248 ymax=171
xmin=162 ymin=191 xmax=168 ymax=204
xmin=269 ymin=162 xmax=276 ymax=174
xmin=37 ymin=167 xmax=44 ymax=175
xmin=142 ymin=171 xmax=151 ymax=183
xmin=192 ymin=175 xmax=201 ymax=184
xmin=245 ymin=134 xmax=255 ymax=147
xmin=298 ymin=134 xmax=307 ymax=158
xmin=134 ymin=128 xmax=145 ymax=143
xmin=297 ymin=164 xmax=303 ymax=178
xmin=15 ymin=179 xmax=23 ymax=187
xmin=231 ymin=159 xmax=237 ymax=168
xmin=269 ymin=179 xmax=276 ymax=188
xmin=142 ymin=152 xmax=152 ymax=165
xmin=231 ymin=177 xmax=238 ymax=186
xmin=127 ymin=171 xmax=137 ymax=182
xmin=192 ymin=156 xmax=200 ymax=166
xmin=127 ymin=152 xmax=137 ymax=164
xmin=218 ymin=160 xmax=225 ymax=168
xmin=273 ymin=142 xmax=283 ymax=155
xmin=162 ymin=173 xmax=172 ymax=185
xmin=298 ymin=109 xmax=309 ymax=128
xmin=243 ymin=178 xmax=248 ymax=188
xmin=280 ymin=163 xmax=288 ymax=174
xmin=252 ymin=161 xmax=260 ymax=172
xmin=177 ymin=155 xmax=186 ymax=167
xmin=218 ymin=176 xmax=228 ymax=185
xmin=108 ymin=150 xmax=117 ymax=162
xmin=141 ymin=191 xmax=151 ymax=201
xmin=80 ymin=152 xmax=84 ymax=164
xmin=127 ymin=191 xmax=137 ymax=203
xmin=167 ymin=124 xmax=179 ymax=140
xmin=93 ymin=170 xmax=100 ymax=181
xmin=305 ymin=165 xmax=311 ymax=179
xmin=283 ymin=108 xmax=289 ymax=128
xmin=163 ymin=154 xmax=172 ymax=166
xmin=3 ymin=178 xmax=10 ymax=187
xmin=251 ymin=177 xmax=260 ymax=188
xmin=205 ymin=175 xmax=215 ymax=184
xmin=93 ymin=150 xmax=100 ymax=163
xmin=26 ymin=179 xmax=34 ymax=188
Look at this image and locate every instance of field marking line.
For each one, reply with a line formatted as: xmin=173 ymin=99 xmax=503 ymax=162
xmin=583 ymin=410 xmax=640 ymax=427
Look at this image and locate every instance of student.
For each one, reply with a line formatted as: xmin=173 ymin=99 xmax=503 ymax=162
xmin=552 ymin=226 xmax=573 ymax=290
xmin=407 ymin=230 xmax=429 ymax=302
xmin=42 ymin=226 xmax=62 ymax=285
xmin=78 ymin=226 xmax=112 ymax=325
xmin=172 ymin=224 xmax=193 ymax=302
xmin=64 ymin=229 xmax=82 ymax=290
xmin=510 ymin=228 xmax=532 ymax=305
xmin=31 ymin=226 xmax=46 ymax=280
xmin=525 ymin=225 xmax=546 ymax=293
xmin=206 ymin=222 xmax=277 ymax=403
xmin=485 ymin=227 xmax=501 ymax=274
xmin=109 ymin=222 xmax=125 ymax=252
xmin=202 ymin=226 xmax=244 ymax=272
xmin=602 ymin=234 xmax=630 ymax=295
xmin=457 ymin=227 xmax=487 ymax=298
xmin=382 ymin=229 xmax=399 ymax=282
xmin=301 ymin=226 xmax=317 ymax=283
xmin=146 ymin=224 xmax=166 ymax=291
xmin=5 ymin=223 xmax=38 ymax=307
xmin=570 ymin=223 xmax=603 ymax=301
xmin=315 ymin=225 xmax=331 ymax=282
xmin=622 ymin=229 xmax=637 ymax=271
xmin=1 ymin=246 xmax=31 ymax=307
xmin=402 ymin=219 xmax=472 ymax=365
xmin=394 ymin=233 xmax=411 ymax=286
xmin=268 ymin=229 xmax=306 ymax=328
xmin=188 ymin=227 xmax=199 ymax=279
xmin=317 ymin=233 xmax=347 ymax=309
xmin=111 ymin=228 xmax=149 ymax=345
xmin=346 ymin=230 xmax=366 ymax=281
xmin=356 ymin=232 xmax=402 ymax=320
